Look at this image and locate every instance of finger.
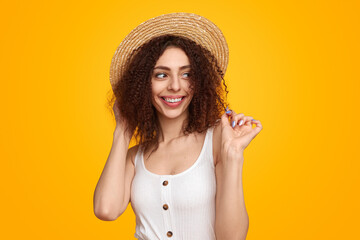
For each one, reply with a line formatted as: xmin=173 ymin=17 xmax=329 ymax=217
xmin=248 ymin=119 xmax=263 ymax=138
xmin=251 ymin=119 xmax=263 ymax=130
xmin=226 ymin=108 xmax=244 ymax=128
xmin=225 ymin=107 xmax=237 ymax=118
xmin=244 ymin=116 xmax=253 ymax=127
xmin=224 ymin=107 xmax=234 ymax=122
xmin=221 ymin=111 xmax=230 ymax=127
xmin=230 ymin=113 xmax=245 ymax=128
xmin=233 ymin=115 xmax=251 ymax=127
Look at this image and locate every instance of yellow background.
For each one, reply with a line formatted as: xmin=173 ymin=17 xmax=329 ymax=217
xmin=1 ymin=0 xmax=359 ymax=239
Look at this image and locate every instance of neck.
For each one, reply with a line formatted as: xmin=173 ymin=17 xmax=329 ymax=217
xmin=156 ymin=110 xmax=189 ymax=143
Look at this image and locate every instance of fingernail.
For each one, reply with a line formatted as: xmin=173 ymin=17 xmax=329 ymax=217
xmin=231 ymin=120 xmax=236 ymax=128
xmin=226 ymin=110 xmax=232 ymax=114
xmin=225 ymin=106 xmax=229 ymax=111
xmin=251 ymin=119 xmax=256 ymax=121
xmin=238 ymin=119 xmax=244 ymax=126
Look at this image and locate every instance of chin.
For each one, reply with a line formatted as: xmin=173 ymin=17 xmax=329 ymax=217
xmin=158 ymin=106 xmax=189 ymax=119
xmin=162 ymin=110 xmax=187 ymax=119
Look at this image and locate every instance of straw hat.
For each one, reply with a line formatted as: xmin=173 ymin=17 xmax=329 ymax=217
xmin=109 ymin=12 xmax=229 ymax=89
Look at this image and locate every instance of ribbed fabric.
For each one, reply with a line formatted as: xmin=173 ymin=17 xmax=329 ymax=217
xmin=130 ymin=126 xmax=217 ymax=240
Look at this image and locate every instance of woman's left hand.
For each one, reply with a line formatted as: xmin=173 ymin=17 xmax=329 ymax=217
xmin=220 ymin=108 xmax=263 ymax=158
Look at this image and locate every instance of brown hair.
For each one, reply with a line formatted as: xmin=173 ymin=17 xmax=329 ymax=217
xmin=107 ymin=34 xmax=229 ymax=152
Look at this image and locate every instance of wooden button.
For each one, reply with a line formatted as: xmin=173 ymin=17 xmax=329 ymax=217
xmin=167 ymin=231 xmax=173 ymax=237
xmin=162 ymin=180 xmax=168 ymax=186
xmin=163 ymin=204 xmax=169 ymax=210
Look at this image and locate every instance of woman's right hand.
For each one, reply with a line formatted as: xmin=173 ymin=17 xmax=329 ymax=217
xmin=113 ymin=100 xmax=133 ymax=141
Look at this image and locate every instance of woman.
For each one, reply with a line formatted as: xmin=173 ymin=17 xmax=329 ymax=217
xmin=93 ymin=12 xmax=262 ymax=240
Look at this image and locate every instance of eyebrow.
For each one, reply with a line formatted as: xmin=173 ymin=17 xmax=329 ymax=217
xmin=153 ymin=65 xmax=191 ymax=70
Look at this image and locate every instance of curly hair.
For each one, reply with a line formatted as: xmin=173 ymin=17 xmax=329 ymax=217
xmin=107 ymin=34 xmax=229 ymax=153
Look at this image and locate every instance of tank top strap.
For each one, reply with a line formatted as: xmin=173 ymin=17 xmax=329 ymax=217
xmin=203 ymin=125 xmax=215 ymax=167
xmin=133 ymin=144 xmax=143 ymax=168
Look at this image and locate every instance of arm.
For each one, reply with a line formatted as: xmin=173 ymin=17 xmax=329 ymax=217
xmin=214 ymin=109 xmax=262 ymax=240
xmin=93 ymin=127 xmax=135 ymax=221
xmin=215 ymin=151 xmax=248 ymax=240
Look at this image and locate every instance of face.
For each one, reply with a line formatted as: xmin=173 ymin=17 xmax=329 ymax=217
xmin=151 ymin=46 xmax=194 ymax=120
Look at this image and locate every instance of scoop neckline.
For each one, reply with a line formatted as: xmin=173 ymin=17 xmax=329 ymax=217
xmin=141 ymin=128 xmax=209 ymax=178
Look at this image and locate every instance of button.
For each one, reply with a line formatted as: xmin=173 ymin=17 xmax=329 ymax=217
xmin=163 ymin=204 xmax=169 ymax=210
xmin=167 ymin=231 xmax=173 ymax=237
xmin=163 ymin=180 xmax=168 ymax=186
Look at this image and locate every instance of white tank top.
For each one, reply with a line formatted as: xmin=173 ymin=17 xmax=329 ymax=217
xmin=130 ymin=126 xmax=216 ymax=240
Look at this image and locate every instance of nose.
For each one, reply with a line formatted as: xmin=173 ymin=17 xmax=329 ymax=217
xmin=167 ymin=75 xmax=181 ymax=91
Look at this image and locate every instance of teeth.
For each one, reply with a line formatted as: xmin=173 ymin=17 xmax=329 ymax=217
xmin=163 ymin=97 xmax=183 ymax=103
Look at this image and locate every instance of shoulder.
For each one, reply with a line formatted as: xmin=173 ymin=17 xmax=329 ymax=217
xmin=212 ymin=119 xmax=222 ymax=166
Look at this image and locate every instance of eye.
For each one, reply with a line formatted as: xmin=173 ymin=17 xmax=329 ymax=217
xmin=183 ymin=72 xmax=191 ymax=78
xmin=155 ymin=73 xmax=167 ymax=79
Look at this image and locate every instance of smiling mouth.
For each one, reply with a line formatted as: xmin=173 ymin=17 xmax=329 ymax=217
xmin=160 ymin=96 xmax=185 ymax=103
